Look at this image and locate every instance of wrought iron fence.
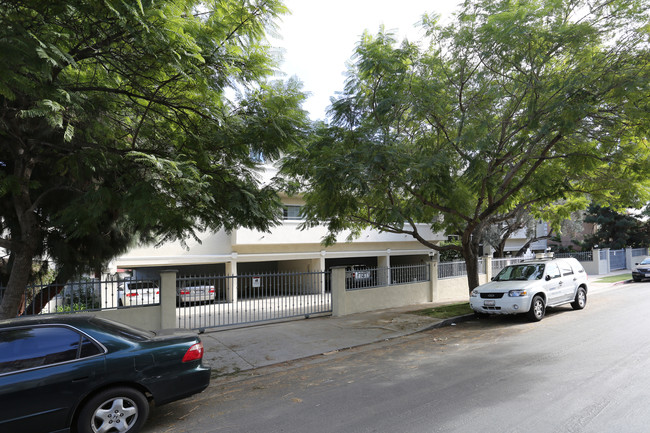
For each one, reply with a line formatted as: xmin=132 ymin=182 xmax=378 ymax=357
xmin=554 ymin=251 xmax=593 ymax=262
xmin=491 ymin=257 xmax=526 ymax=276
xmin=391 ymin=264 xmax=430 ymax=285
xmin=345 ymin=264 xmax=430 ymax=291
xmin=438 ymin=259 xmax=485 ymax=280
xmin=176 ymin=271 xmax=331 ymax=329
xmin=0 ymin=277 xmax=161 ymax=317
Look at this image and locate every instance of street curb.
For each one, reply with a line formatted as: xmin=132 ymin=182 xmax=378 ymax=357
xmin=422 ymin=313 xmax=476 ymax=332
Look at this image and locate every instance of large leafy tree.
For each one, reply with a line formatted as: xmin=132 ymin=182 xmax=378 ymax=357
xmin=283 ymin=0 xmax=650 ymax=291
xmin=0 ymin=0 xmax=307 ymax=318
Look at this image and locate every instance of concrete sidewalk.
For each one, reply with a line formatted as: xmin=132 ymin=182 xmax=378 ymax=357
xmin=200 ymin=273 xmax=630 ymax=376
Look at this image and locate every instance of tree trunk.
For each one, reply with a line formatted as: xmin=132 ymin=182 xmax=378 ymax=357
xmin=462 ymin=232 xmax=481 ymax=291
xmin=24 ymin=266 xmax=75 ymax=315
xmin=0 ymin=154 xmax=41 ymax=320
xmin=0 ymin=242 xmax=37 ymax=319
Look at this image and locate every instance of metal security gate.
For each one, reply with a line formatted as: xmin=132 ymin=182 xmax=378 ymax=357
xmin=609 ymin=249 xmax=626 ymax=271
xmin=176 ymin=271 xmax=331 ymax=330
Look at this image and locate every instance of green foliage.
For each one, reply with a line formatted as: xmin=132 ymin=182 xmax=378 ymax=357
xmin=56 ymin=303 xmax=88 ymax=313
xmin=581 ymin=204 xmax=650 ymax=249
xmin=282 ymin=0 xmax=650 ymax=289
xmin=0 ymin=0 xmax=307 ymax=318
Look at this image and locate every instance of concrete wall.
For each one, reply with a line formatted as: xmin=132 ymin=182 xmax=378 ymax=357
xmin=331 ymin=261 xmax=479 ymax=316
xmin=344 ymin=281 xmax=431 ymax=315
xmin=93 ymin=270 xmax=177 ymax=331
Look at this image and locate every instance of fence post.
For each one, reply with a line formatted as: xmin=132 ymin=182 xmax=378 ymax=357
xmin=625 ymin=248 xmax=633 ymax=270
xmin=331 ymin=266 xmax=346 ymax=317
xmin=159 ymin=270 xmax=177 ymax=329
xmin=484 ymin=256 xmax=492 ymax=282
xmin=378 ymin=255 xmax=390 ymax=286
xmin=429 ymin=260 xmax=439 ymax=302
xmin=226 ymin=259 xmax=238 ymax=303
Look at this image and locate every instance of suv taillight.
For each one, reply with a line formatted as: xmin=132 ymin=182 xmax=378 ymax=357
xmin=182 ymin=342 xmax=204 ymax=363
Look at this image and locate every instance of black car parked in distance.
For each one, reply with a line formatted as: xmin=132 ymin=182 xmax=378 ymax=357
xmin=0 ymin=314 xmax=211 ymax=433
xmin=632 ymin=256 xmax=650 ymax=282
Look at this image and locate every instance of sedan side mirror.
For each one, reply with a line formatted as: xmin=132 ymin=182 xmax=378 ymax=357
xmin=545 ymin=275 xmax=551 ymax=281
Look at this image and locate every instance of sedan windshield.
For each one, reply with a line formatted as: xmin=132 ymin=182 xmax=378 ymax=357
xmin=641 ymin=258 xmax=650 ymax=265
xmin=495 ymin=264 xmax=545 ymax=281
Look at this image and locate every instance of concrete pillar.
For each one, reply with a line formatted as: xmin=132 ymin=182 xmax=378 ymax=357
xmin=625 ymin=247 xmax=633 ymax=270
xmin=226 ymin=259 xmax=238 ymax=303
xmin=377 ymin=254 xmax=390 ymax=286
xmin=320 ymin=251 xmax=327 ymax=295
xmin=484 ymin=256 xmax=493 ymax=282
xmin=331 ymin=266 xmax=347 ymax=317
xmin=429 ymin=260 xmax=439 ymax=302
xmin=159 ymin=270 xmax=177 ymax=329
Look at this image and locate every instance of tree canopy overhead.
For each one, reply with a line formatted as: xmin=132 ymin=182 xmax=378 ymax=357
xmin=282 ymin=0 xmax=650 ymax=290
xmin=0 ymin=0 xmax=307 ymax=318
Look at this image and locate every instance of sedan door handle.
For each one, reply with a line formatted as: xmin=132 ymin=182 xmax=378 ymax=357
xmin=72 ymin=377 xmax=89 ymax=383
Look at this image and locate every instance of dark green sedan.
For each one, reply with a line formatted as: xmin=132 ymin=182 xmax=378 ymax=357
xmin=0 ymin=314 xmax=211 ymax=433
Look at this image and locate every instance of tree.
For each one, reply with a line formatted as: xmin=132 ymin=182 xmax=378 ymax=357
xmin=483 ymin=202 xmax=587 ymax=256
xmin=282 ymin=0 xmax=650 ymax=291
xmin=581 ymin=204 xmax=650 ymax=249
xmin=0 ymin=0 xmax=307 ymax=319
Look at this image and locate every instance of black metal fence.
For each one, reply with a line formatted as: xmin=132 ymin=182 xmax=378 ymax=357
xmin=0 ymin=277 xmax=160 ymax=317
xmin=344 ymin=264 xmax=430 ymax=290
xmin=176 ymin=271 xmax=331 ymax=329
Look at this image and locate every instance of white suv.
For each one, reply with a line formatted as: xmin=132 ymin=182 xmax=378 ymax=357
xmin=469 ymin=257 xmax=588 ymax=322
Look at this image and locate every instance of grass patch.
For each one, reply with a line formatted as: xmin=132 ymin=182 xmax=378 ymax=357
xmin=412 ymin=302 xmax=473 ymax=319
xmin=594 ymin=273 xmax=631 ymax=283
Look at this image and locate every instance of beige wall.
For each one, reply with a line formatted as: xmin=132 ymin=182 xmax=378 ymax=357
xmin=94 ymin=270 xmax=177 ymax=331
xmin=331 ymin=263 xmax=480 ymax=316
xmin=345 ymin=282 xmax=431 ymax=313
xmin=94 ymin=306 xmax=163 ymax=331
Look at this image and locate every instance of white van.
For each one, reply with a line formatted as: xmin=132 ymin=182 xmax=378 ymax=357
xmin=469 ymin=257 xmax=588 ymax=322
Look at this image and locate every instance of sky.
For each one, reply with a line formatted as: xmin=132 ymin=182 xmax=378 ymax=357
xmin=271 ymin=0 xmax=460 ymax=121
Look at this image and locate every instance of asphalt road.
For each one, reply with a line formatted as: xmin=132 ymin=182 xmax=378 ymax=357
xmin=143 ymin=282 xmax=650 ymax=433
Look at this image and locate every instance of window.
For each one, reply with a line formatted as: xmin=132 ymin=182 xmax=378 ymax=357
xmin=283 ymin=205 xmax=303 ymax=221
xmin=546 ymin=263 xmax=561 ymax=279
xmin=559 ymin=262 xmax=574 ymax=276
xmin=0 ymin=326 xmax=102 ymax=374
xmin=496 ymin=264 xmax=545 ymax=281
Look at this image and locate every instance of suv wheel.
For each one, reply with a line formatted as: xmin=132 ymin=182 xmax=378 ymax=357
xmin=571 ymin=287 xmax=587 ymax=310
xmin=527 ymin=295 xmax=545 ymax=322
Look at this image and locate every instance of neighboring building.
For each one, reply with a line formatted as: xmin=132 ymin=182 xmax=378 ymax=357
xmin=113 ymin=164 xmax=445 ymax=279
xmin=113 ymin=196 xmax=445 ymax=278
